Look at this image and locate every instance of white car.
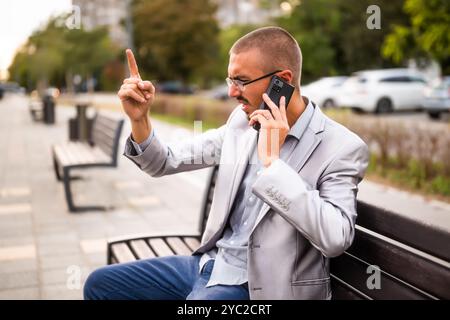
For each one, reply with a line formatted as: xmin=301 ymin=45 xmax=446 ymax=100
xmin=336 ymin=69 xmax=427 ymax=113
xmin=301 ymin=76 xmax=348 ymax=108
xmin=206 ymin=84 xmax=230 ymax=100
xmin=422 ymin=76 xmax=450 ymax=119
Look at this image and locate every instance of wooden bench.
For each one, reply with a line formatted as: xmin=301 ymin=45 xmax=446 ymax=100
xmin=52 ymin=112 xmax=124 ymax=212
xmin=107 ymin=166 xmax=450 ymax=299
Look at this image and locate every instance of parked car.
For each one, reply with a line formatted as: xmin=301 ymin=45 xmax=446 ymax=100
xmin=155 ymin=81 xmax=195 ymax=94
xmin=422 ymin=76 xmax=450 ymax=119
xmin=0 ymin=82 xmax=25 ymax=95
xmin=206 ymin=84 xmax=230 ymax=100
xmin=301 ymin=76 xmax=348 ymax=108
xmin=336 ymin=69 xmax=427 ymax=113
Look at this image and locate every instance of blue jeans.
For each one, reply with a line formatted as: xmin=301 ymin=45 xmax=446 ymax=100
xmin=84 ymin=255 xmax=249 ymax=300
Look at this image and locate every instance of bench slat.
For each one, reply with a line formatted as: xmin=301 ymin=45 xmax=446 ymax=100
xmin=53 ymin=142 xmax=111 ymax=167
xmin=92 ymin=121 xmax=117 ymax=140
xmin=54 ymin=144 xmax=76 ymax=167
xmin=331 ymin=252 xmax=436 ymax=299
xmin=331 ymin=276 xmax=368 ymax=300
xmin=75 ymin=142 xmax=101 ymax=164
xmin=345 ymin=227 xmax=450 ymax=299
xmin=90 ymin=146 xmax=112 ymax=163
xmin=183 ymin=237 xmax=201 ymax=252
xmin=92 ymin=130 xmax=116 ymax=157
xmin=111 ymin=243 xmax=136 ymax=263
xmin=130 ymin=240 xmax=156 ymax=259
xmin=166 ymin=237 xmax=193 ymax=255
xmin=53 ymin=145 xmax=69 ymax=166
xmin=94 ymin=139 xmax=114 ymax=158
xmin=357 ymin=201 xmax=450 ymax=261
xmin=67 ymin=143 xmax=88 ymax=164
xmin=92 ymin=125 xmax=116 ymax=143
xmin=94 ymin=115 xmax=120 ymax=131
xmin=148 ymin=238 xmax=174 ymax=257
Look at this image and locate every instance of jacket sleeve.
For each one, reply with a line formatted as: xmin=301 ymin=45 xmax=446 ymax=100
xmin=123 ymin=108 xmax=240 ymax=177
xmin=251 ymin=140 xmax=370 ymax=257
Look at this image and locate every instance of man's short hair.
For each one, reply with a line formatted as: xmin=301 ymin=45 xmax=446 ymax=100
xmin=230 ymin=26 xmax=302 ymax=88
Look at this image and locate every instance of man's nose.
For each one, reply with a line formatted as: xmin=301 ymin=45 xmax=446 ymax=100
xmin=228 ymin=84 xmax=240 ymax=98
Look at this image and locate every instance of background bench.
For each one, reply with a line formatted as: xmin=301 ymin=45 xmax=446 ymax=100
xmin=52 ymin=112 xmax=124 ymax=212
xmin=107 ymin=165 xmax=450 ymax=299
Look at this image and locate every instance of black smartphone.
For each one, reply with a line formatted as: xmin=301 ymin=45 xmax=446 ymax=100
xmin=253 ymin=75 xmax=295 ymax=131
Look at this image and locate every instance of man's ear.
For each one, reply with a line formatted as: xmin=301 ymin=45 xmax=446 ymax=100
xmin=278 ymin=70 xmax=293 ymax=84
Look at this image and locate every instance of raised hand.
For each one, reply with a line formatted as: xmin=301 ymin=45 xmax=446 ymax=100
xmin=118 ymin=49 xmax=155 ymax=122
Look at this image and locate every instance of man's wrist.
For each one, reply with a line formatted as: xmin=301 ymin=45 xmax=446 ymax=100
xmin=131 ymin=115 xmax=151 ymax=144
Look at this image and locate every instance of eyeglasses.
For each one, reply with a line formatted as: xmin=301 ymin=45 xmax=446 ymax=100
xmin=226 ymin=70 xmax=281 ymax=92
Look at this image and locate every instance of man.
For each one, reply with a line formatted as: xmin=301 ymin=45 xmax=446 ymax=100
xmin=84 ymin=26 xmax=369 ymax=300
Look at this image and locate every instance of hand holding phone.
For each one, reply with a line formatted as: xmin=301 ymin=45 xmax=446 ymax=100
xmin=253 ymin=75 xmax=295 ymax=131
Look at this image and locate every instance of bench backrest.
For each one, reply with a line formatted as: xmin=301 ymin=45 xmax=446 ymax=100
xmin=331 ymin=202 xmax=450 ymax=300
xmin=91 ymin=113 xmax=124 ymax=165
xmin=199 ymin=166 xmax=450 ymax=300
xmin=197 ymin=166 xmax=219 ymax=234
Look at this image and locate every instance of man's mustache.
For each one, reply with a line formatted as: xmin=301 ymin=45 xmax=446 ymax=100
xmin=237 ymin=96 xmax=249 ymax=104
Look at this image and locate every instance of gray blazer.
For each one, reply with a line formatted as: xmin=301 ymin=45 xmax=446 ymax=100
xmin=124 ymin=102 xmax=369 ymax=300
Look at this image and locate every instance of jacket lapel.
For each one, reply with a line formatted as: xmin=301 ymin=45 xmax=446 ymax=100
xmin=198 ymin=122 xmax=257 ymax=250
xmin=225 ymin=128 xmax=257 ymax=213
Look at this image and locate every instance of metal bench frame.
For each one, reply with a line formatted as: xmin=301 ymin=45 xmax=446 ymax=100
xmin=52 ymin=112 xmax=124 ymax=212
xmin=107 ymin=166 xmax=450 ymax=300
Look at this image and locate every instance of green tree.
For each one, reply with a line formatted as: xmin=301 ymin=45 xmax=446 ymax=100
xmin=277 ymin=0 xmax=409 ymax=83
xmin=213 ymin=24 xmax=260 ymax=84
xmin=64 ymin=27 xmax=119 ymax=92
xmin=382 ymin=0 xmax=450 ymax=73
xmin=277 ymin=0 xmax=340 ymax=83
xmin=132 ymin=0 xmax=220 ymax=86
xmin=8 ymin=14 xmax=120 ymax=92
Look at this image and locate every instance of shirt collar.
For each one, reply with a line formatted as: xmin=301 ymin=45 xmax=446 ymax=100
xmin=287 ymin=96 xmax=315 ymax=140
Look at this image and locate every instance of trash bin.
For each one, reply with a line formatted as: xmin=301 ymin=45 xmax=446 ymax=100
xmin=42 ymin=94 xmax=55 ymax=124
xmin=68 ymin=103 xmax=93 ymax=141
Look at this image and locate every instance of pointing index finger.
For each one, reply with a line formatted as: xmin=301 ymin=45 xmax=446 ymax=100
xmin=126 ymin=49 xmax=140 ymax=79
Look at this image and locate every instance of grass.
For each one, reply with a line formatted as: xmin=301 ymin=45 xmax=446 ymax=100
xmin=152 ymin=112 xmax=218 ymax=131
xmin=367 ymin=154 xmax=450 ymax=203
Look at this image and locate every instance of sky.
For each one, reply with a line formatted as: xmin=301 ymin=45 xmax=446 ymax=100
xmin=0 ymin=0 xmax=72 ymax=80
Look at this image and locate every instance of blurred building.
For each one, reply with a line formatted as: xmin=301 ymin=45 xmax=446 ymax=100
xmin=72 ymin=0 xmax=286 ymax=47
xmin=215 ymin=0 xmax=282 ymax=27
xmin=72 ymin=0 xmax=128 ymax=47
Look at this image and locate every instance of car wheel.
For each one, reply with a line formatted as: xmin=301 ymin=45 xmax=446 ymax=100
xmin=427 ymin=111 xmax=442 ymax=120
xmin=322 ymin=99 xmax=335 ymax=108
xmin=375 ymin=98 xmax=393 ymax=114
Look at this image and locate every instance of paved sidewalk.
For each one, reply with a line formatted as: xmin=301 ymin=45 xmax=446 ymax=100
xmin=0 ymin=94 xmax=448 ymax=300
